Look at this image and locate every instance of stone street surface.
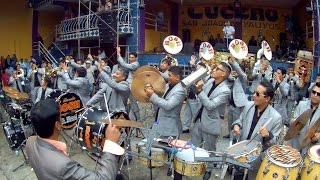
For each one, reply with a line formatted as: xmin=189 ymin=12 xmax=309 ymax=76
xmin=0 ymin=103 xmax=233 ymax=180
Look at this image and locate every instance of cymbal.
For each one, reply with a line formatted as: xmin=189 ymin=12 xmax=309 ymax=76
xmin=300 ymin=117 xmax=320 ymax=148
xmin=7 ymin=92 xmax=29 ymax=100
xmin=284 ymin=109 xmax=313 ymax=141
xmin=103 ymin=119 xmax=144 ymax=127
xmin=2 ymin=86 xmax=19 ymax=94
xmin=134 ymin=65 xmax=160 ymax=78
xmin=131 ymin=71 xmax=166 ymax=103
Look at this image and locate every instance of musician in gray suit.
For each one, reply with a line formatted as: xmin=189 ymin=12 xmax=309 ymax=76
xmin=190 ymin=62 xmax=231 ymax=180
xmin=285 ymin=66 xmax=300 ymax=120
xmin=116 ymin=47 xmax=140 ymax=122
xmin=287 ymin=82 xmax=320 ymax=155
xmin=271 ymin=67 xmax=290 ymax=126
xmin=27 ymin=63 xmax=45 ymax=102
xmin=26 ymin=99 xmax=122 ymax=180
xmin=86 ymin=67 xmax=130 ymax=113
xmin=145 ymin=66 xmax=186 ymax=137
xmin=61 ymin=65 xmax=91 ymax=105
xmin=159 ymin=58 xmax=171 ymax=81
xmin=232 ymin=81 xmax=282 ymax=180
xmin=224 ymin=56 xmax=248 ymax=138
xmin=35 ymin=77 xmax=53 ymax=103
xmin=249 ymin=58 xmax=272 ymax=94
xmin=9 ymin=70 xmax=25 ymax=92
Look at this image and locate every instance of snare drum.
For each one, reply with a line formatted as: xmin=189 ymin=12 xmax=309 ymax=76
xmin=174 ymin=147 xmax=209 ymax=176
xmin=300 ymin=145 xmax=320 ymax=179
xmin=137 ymin=139 xmax=168 ymax=167
xmin=226 ymin=140 xmax=262 ymax=163
xmin=76 ymin=107 xmax=108 ymax=155
xmin=257 ymin=145 xmax=302 ymax=180
xmin=6 ymin=103 xmax=23 ymax=119
xmin=57 ymin=92 xmax=83 ymax=129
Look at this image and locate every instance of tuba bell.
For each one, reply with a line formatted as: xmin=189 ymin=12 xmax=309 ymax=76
xmin=228 ymin=39 xmax=248 ymax=60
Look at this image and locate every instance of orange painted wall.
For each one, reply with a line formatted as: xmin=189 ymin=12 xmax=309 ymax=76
xmin=38 ymin=12 xmax=64 ymax=48
xmin=0 ymin=0 xmax=32 ymax=59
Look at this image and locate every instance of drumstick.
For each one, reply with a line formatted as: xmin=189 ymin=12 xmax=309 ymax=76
xmin=246 ymin=118 xmax=272 ymax=145
xmin=75 ymin=107 xmax=85 ymax=114
xmin=103 ymin=93 xmax=112 ymax=123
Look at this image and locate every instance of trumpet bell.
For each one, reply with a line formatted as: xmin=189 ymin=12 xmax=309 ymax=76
xmin=228 ymin=39 xmax=248 ymax=59
xmin=261 ymin=40 xmax=272 ymax=60
xmin=181 ymin=67 xmax=208 ymax=88
xmin=163 ymin=35 xmax=183 ymax=55
xmin=200 ymin=42 xmax=214 ymax=60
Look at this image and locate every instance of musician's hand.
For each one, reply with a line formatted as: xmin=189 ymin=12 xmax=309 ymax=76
xmin=259 ymin=127 xmax=269 ymax=138
xmin=116 ymin=47 xmax=121 ymax=56
xmin=144 ymin=84 xmax=154 ymax=97
xmin=98 ymin=65 xmax=103 ymax=72
xmin=311 ymin=132 xmax=320 ymax=142
xmin=87 ymin=54 xmax=93 ymax=60
xmin=190 ymin=55 xmax=196 ymax=65
xmin=196 ymin=80 xmax=204 ymax=92
xmin=228 ymin=55 xmax=235 ymax=64
xmin=233 ymin=125 xmax=241 ymax=136
xmin=61 ymin=63 xmax=68 ymax=71
xmin=105 ymin=122 xmax=121 ymax=144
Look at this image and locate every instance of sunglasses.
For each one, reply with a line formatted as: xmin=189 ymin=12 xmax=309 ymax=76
xmin=215 ymin=66 xmax=225 ymax=72
xmin=254 ymin=91 xmax=266 ymax=97
xmin=312 ymin=90 xmax=320 ymax=96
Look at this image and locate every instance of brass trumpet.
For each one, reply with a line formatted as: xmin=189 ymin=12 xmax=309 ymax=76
xmin=46 ymin=67 xmax=60 ymax=77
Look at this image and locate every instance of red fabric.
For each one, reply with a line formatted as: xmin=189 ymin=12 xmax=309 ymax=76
xmin=1 ymin=73 xmax=10 ymax=86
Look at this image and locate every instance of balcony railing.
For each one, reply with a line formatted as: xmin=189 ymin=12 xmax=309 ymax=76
xmin=56 ymin=13 xmax=99 ymax=36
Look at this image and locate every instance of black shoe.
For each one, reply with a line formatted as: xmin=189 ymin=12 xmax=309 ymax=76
xmin=122 ymin=158 xmax=132 ymax=165
xmin=223 ymin=134 xmax=230 ymax=138
xmin=182 ymin=129 xmax=189 ymax=133
xmin=203 ymin=171 xmax=211 ymax=180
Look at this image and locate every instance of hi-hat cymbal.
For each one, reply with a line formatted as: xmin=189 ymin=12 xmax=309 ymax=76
xmin=103 ymin=119 xmax=144 ymax=127
xmin=284 ymin=109 xmax=313 ymax=141
xmin=131 ymin=71 xmax=166 ymax=103
xmin=134 ymin=65 xmax=160 ymax=78
xmin=300 ymin=117 xmax=320 ymax=148
xmin=7 ymin=92 xmax=29 ymax=100
xmin=2 ymin=86 xmax=19 ymax=94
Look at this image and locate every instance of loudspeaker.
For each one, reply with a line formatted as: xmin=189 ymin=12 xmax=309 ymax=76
xmin=98 ymin=11 xmax=118 ymax=44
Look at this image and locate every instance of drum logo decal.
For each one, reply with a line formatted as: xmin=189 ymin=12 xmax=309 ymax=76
xmin=85 ymin=126 xmax=91 ymax=150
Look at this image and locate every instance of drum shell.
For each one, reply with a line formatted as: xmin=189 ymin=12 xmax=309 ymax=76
xmin=257 ymin=155 xmax=300 ymax=180
xmin=300 ymin=145 xmax=320 ymax=179
xmin=137 ymin=139 xmax=168 ymax=167
xmin=2 ymin=122 xmax=25 ymax=150
xmin=174 ymin=157 xmax=206 ymax=176
xmin=226 ymin=140 xmax=262 ymax=163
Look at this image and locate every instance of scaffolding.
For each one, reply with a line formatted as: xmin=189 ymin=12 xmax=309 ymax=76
xmin=54 ymin=0 xmax=140 ymax=60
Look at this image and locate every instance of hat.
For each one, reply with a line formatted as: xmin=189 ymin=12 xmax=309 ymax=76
xmin=86 ymin=60 xmax=91 ymax=64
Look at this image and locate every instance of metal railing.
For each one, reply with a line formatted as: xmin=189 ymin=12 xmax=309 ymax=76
xmin=56 ymin=13 xmax=99 ymax=36
xmin=145 ymin=12 xmax=169 ymax=32
xmin=38 ymin=41 xmax=58 ymax=67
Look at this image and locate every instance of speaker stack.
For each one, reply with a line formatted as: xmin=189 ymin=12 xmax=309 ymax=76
xmin=98 ymin=11 xmax=118 ymax=44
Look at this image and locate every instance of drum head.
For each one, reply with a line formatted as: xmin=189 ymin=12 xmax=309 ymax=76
xmin=308 ymin=145 xmax=320 ymax=163
xmin=175 ymin=147 xmax=209 ymax=162
xmin=76 ymin=107 xmax=109 ymax=155
xmin=266 ymin=145 xmax=302 ymax=168
xmin=45 ymin=89 xmax=64 ymax=100
xmin=227 ymin=140 xmax=260 ymax=157
xmin=57 ymin=92 xmax=83 ymax=129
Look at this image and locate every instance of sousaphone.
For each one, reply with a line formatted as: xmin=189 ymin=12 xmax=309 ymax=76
xmin=261 ymin=40 xmax=272 ymax=60
xmin=228 ymin=39 xmax=248 ymax=59
xmin=163 ymin=35 xmax=183 ymax=55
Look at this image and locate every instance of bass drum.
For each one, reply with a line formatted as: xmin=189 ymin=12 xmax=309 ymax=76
xmin=300 ymin=145 xmax=320 ymax=179
xmin=2 ymin=122 xmax=26 ymax=150
xmin=57 ymin=92 xmax=83 ymax=129
xmin=76 ymin=107 xmax=109 ymax=156
xmin=45 ymin=89 xmax=65 ymax=100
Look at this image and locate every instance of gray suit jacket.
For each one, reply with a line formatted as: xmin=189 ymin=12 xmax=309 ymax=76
xmin=35 ymin=87 xmax=53 ymax=103
xmin=232 ymin=101 xmax=282 ymax=149
xmin=285 ymin=74 xmax=300 ymax=101
xmin=86 ymin=71 xmax=130 ymax=113
xmin=194 ymin=79 xmax=231 ymax=135
xmin=26 ymin=136 xmax=118 ymax=180
xmin=9 ymin=76 xmax=25 ymax=92
xmin=288 ymin=100 xmax=320 ymax=154
xmin=62 ymin=73 xmax=91 ymax=105
xmin=159 ymin=70 xmax=169 ymax=81
xmin=70 ymin=60 xmax=97 ymax=84
xmin=117 ymin=56 xmax=140 ymax=84
xmin=273 ymin=80 xmax=290 ymax=123
xmin=55 ymin=71 xmax=68 ymax=90
xmin=149 ymin=82 xmax=186 ymax=137
xmin=27 ymin=68 xmax=45 ymax=90
xmin=228 ymin=60 xmax=248 ymax=107
xmin=249 ymin=64 xmax=272 ymax=93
